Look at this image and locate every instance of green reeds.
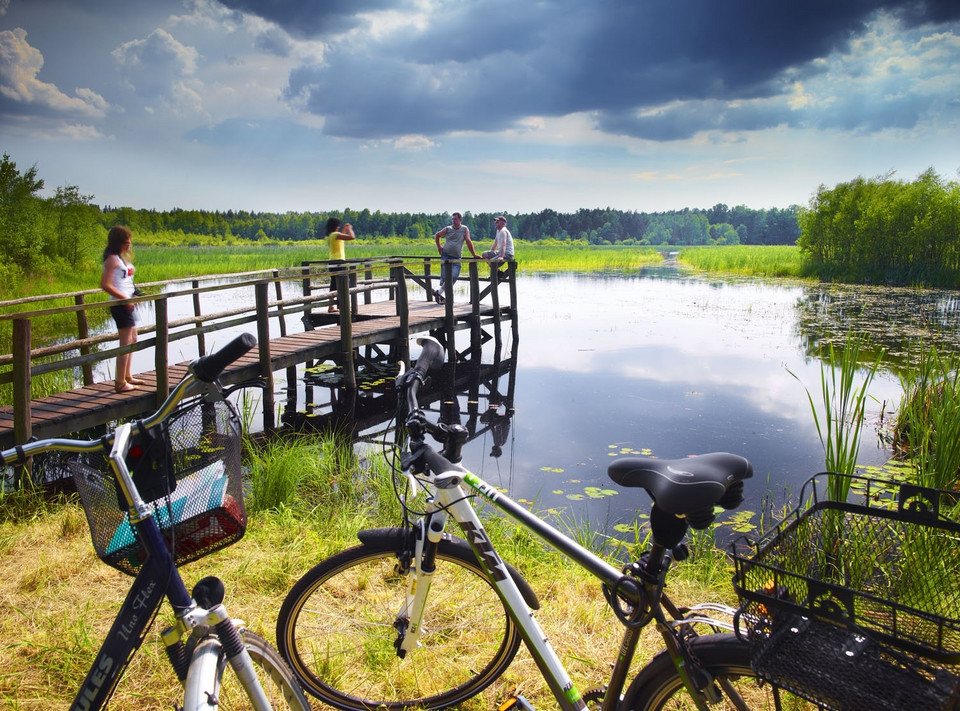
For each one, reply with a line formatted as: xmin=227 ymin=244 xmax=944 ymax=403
xmin=678 ymin=245 xmax=810 ymax=278
xmin=893 ymin=344 xmax=960 ymax=491
xmin=791 ymin=335 xmax=883 ymax=501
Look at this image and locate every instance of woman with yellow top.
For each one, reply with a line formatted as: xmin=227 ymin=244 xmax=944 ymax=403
xmin=324 ymin=217 xmax=355 ymax=313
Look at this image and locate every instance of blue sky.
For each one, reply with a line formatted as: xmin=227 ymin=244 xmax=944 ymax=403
xmin=1 ymin=0 xmax=959 ymax=215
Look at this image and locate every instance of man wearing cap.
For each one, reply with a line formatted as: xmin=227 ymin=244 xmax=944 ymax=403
xmin=433 ymin=212 xmax=480 ymax=303
xmin=483 ymin=215 xmax=515 ymax=263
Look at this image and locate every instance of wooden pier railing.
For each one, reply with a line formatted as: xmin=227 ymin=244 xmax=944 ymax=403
xmin=0 ymin=256 xmax=517 ymax=451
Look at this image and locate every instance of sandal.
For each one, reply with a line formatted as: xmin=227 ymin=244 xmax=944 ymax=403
xmin=434 ymin=290 xmax=445 ymax=304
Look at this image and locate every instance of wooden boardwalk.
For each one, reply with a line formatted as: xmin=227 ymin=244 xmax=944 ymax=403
xmin=0 ymin=257 xmax=517 ymax=451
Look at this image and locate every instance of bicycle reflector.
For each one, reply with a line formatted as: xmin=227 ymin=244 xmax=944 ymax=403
xmin=117 ymin=423 xmax=175 ymax=506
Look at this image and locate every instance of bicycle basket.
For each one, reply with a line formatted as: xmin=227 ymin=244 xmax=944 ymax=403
xmin=730 ymin=473 xmax=960 ymax=709
xmin=70 ymin=397 xmax=247 ymax=577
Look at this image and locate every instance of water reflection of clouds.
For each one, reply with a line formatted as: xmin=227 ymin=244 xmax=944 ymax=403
xmin=514 ymin=274 xmax=901 ymax=480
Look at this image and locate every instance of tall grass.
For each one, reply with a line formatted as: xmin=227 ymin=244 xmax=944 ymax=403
xmin=678 ymin=245 xmax=811 ymax=278
xmin=790 ymin=335 xmax=883 ymax=500
xmin=0 ymin=432 xmax=735 ymax=709
xmin=893 ymin=344 xmax=960 ymax=490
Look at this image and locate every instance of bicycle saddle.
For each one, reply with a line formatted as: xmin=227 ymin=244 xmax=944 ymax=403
xmin=607 ymin=452 xmax=752 ymax=523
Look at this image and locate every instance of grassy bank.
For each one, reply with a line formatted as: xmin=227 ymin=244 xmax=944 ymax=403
xmin=0 ymin=433 xmax=733 ymax=710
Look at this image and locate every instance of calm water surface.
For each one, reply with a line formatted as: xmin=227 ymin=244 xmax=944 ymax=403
xmin=107 ymin=269 xmax=946 ymax=535
xmin=460 ymin=272 xmax=901 ymax=533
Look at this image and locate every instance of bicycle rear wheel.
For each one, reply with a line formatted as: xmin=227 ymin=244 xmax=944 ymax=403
xmin=625 ymin=633 xmax=818 ymax=709
xmin=276 ymin=530 xmax=521 ymax=710
xmin=183 ymin=629 xmax=312 ymax=710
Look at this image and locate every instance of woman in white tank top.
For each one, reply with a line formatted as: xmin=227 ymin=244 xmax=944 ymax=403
xmin=100 ymin=226 xmax=143 ymax=393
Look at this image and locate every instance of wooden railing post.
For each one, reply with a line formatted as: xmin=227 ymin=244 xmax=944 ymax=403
xmin=74 ymin=294 xmax=94 ymax=385
xmin=273 ymin=270 xmax=287 ymax=337
xmin=390 ymin=259 xmax=410 ymax=365
xmin=424 ymin=258 xmax=434 ymax=301
xmin=348 ymin=264 xmax=359 ymax=315
xmin=301 ymin=261 xmax=314 ymax=323
xmin=255 ymin=282 xmax=276 ymax=430
xmin=192 ymin=279 xmax=206 ymax=356
xmin=335 ymin=270 xmax=356 ymax=389
xmin=154 ymin=297 xmax=169 ymax=408
xmin=363 ymin=263 xmax=373 ymax=305
xmin=12 ymin=317 xmax=32 ymax=459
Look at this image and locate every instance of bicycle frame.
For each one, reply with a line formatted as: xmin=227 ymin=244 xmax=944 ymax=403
xmin=399 ymin=465 xmax=726 ymax=711
xmin=70 ymin=418 xmax=274 ymax=711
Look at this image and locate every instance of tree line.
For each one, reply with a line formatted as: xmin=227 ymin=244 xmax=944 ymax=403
xmin=797 ymin=168 xmax=960 ymax=287
xmin=101 ymin=203 xmax=801 ymax=247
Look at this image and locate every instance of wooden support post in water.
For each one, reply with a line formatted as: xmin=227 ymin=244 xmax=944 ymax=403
xmin=335 ymin=269 xmax=357 ymax=389
xmin=74 ymin=294 xmax=94 ymax=385
xmin=192 ymin=279 xmax=206 ymax=356
xmin=489 ymin=263 xmax=502 ymax=350
xmin=468 ymin=261 xmax=481 ymax=363
xmin=154 ymin=297 xmax=169 ymax=409
xmin=255 ymin=282 xmax=276 ymax=430
xmin=507 ymin=260 xmax=519 ymax=344
xmin=442 ymin=260 xmax=456 ymax=364
xmin=390 ymin=259 xmax=410 ymax=365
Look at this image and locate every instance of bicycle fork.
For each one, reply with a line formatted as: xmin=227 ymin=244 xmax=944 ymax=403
xmin=394 ymin=509 xmax=446 ymax=657
xmin=164 ymin=576 xmax=274 ymax=710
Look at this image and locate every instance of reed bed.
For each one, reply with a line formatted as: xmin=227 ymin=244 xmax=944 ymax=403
xmin=678 ymin=245 xmax=811 ymax=278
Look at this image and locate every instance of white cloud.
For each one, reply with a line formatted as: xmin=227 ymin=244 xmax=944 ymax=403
xmin=112 ymin=28 xmax=200 ymax=107
xmin=0 ymin=28 xmax=107 ymax=118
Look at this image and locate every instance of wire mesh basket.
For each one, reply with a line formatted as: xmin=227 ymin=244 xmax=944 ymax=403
xmin=730 ymin=473 xmax=960 ymax=709
xmin=70 ymin=397 xmax=247 ymax=576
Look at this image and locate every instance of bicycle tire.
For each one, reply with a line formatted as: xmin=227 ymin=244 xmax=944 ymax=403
xmin=624 ymin=633 xmax=818 ymax=710
xmin=276 ymin=529 xmax=522 ymax=710
xmin=183 ymin=629 xmax=312 ymax=710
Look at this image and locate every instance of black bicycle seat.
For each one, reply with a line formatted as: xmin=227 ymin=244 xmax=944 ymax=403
xmin=607 ymin=452 xmax=752 ymax=518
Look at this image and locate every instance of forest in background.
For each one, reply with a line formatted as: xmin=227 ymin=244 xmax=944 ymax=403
xmin=2 ymin=151 xmax=959 ymax=290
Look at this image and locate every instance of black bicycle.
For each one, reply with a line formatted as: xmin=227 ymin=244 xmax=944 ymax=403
xmin=1 ymin=333 xmax=311 ymax=710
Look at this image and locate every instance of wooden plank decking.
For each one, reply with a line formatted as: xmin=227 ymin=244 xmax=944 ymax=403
xmin=0 ymin=298 xmax=504 ymax=449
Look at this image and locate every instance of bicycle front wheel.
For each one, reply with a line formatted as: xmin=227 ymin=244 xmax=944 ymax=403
xmin=183 ymin=629 xmax=312 ymax=710
xmin=625 ymin=633 xmax=818 ymax=709
xmin=276 ymin=530 xmax=521 ymax=710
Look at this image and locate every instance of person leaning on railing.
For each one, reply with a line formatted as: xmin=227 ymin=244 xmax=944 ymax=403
xmin=323 ymin=217 xmax=355 ymax=313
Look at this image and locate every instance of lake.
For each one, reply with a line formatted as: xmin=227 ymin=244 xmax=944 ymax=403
xmin=105 ymin=266 xmax=954 ymax=537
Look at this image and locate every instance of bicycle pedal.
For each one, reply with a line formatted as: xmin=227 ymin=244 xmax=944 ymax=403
xmin=499 ymin=694 xmax=535 ymax=711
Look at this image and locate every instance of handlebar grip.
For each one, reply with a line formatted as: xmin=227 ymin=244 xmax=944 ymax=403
xmin=191 ymin=333 xmax=257 ymax=382
xmin=412 ymin=336 xmax=445 ymax=378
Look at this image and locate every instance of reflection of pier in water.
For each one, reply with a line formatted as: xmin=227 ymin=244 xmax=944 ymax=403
xmin=280 ymin=333 xmax=518 ymax=451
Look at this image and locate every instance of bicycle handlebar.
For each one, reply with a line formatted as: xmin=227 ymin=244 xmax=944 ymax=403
xmin=192 ymin=332 xmax=257 ymax=382
xmin=411 ymin=336 xmax=444 ymax=380
xmin=0 ymin=333 xmax=258 ymax=467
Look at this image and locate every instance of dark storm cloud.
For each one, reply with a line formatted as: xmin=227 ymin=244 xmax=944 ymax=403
xmin=215 ymin=0 xmax=411 ymax=39
xmin=227 ymin=0 xmax=960 ymax=140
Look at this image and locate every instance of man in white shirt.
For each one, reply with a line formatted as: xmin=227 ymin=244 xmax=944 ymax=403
xmin=483 ymin=215 xmax=514 ymax=262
